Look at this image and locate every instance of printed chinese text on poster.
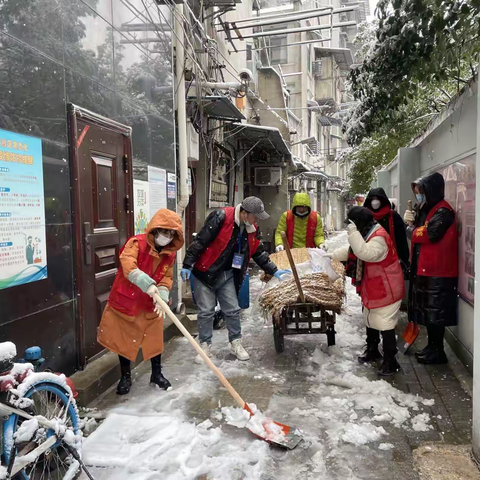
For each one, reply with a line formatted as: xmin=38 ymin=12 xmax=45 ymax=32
xmin=440 ymin=156 xmax=476 ymax=304
xmin=0 ymin=129 xmax=47 ymax=290
xmin=148 ymin=166 xmax=167 ymax=218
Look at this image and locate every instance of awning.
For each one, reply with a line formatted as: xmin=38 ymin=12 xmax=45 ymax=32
xmin=292 ymin=157 xmax=308 ymax=172
xmin=302 ymin=171 xmax=329 ymax=180
xmin=314 ymin=47 xmax=354 ymax=71
xmin=225 ymin=123 xmax=291 ymax=157
xmin=188 ymin=96 xmax=245 ymax=121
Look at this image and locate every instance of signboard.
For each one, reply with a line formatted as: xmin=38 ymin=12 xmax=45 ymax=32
xmin=0 ymin=129 xmax=47 ymax=290
xmin=133 ymin=180 xmax=150 ymax=235
xmin=439 ymin=156 xmax=475 ymax=305
xmin=148 ymin=166 xmax=167 ymax=218
xmin=167 ymin=172 xmax=176 ymax=200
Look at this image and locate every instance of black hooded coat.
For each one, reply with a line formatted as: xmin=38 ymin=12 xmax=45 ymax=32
xmin=408 ymin=172 xmax=458 ymax=327
xmin=364 ymin=188 xmax=410 ymax=268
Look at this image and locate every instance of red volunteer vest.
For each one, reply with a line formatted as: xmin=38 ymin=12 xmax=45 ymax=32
xmin=108 ymin=235 xmax=176 ymax=316
xmin=412 ymin=200 xmax=457 ymax=277
xmin=361 ymin=227 xmax=406 ymax=310
xmin=195 ymin=207 xmax=260 ymax=272
xmin=286 ymin=210 xmax=318 ymax=248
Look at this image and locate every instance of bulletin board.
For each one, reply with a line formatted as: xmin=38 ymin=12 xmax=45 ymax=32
xmin=439 ymin=155 xmax=475 ymax=305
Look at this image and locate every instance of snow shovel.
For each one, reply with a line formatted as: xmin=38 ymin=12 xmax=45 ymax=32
xmin=280 ymin=231 xmax=305 ymax=302
xmin=401 ymin=322 xmax=420 ymax=354
xmin=152 ymin=293 xmax=303 ymax=450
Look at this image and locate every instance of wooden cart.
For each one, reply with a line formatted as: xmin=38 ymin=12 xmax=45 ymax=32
xmin=273 ymin=303 xmax=336 ymax=353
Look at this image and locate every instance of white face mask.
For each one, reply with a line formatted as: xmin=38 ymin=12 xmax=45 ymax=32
xmin=244 ymin=220 xmax=253 ymax=227
xmin=371 ymin=199 xmax=381 ymax=210
xmin=296 ymin=210 xmax=309 ymax=217
xmin=155 ymin=233 xmax=172 ymax=247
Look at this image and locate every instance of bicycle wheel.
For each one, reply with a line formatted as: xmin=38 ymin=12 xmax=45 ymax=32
xmin=3 ymin=382 xmax=80 ymax=480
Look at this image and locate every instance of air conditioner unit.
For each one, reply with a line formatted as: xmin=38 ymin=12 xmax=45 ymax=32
xmin=312 ymin=60 xmax=322 ymax=77
xmin=254 ymin=167 xmax=282 ymax=187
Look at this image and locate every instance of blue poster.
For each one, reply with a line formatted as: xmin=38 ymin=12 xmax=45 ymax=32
xmin=0 ymin=129 xmax=47 ymax=290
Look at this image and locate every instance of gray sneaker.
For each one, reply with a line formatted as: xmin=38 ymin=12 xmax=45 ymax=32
xmin=195 ymin=342 xmax=213 ymax=364
xmin=229 ymin=339 xmax=250 ymax=361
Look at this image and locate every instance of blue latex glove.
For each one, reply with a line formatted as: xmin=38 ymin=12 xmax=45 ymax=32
xmin=274 ymin=270 xmax=291 ymax=280
xmin=180 ymin=268 xmax=191 ymax=281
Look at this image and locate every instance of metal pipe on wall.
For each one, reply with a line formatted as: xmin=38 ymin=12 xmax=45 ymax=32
xmin=175 ymin=3 xmax=189 ymax=218
xmin=231 ymin=21 xmax=357 ymax=40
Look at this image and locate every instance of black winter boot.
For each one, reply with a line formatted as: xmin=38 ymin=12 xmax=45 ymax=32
xmin=150 ymin=354 xmax=171 ymax=390
xmin=358 ymin=328 xmax=382 ymax=364
xmin=417 ymin=326 xmax=447 ymax=364
xmin=415 ymin=325 xmax=437 ymax=358
xmin=378 ymin=329 xmax=400 ymax=376
xmin=116 ymin=356 xmax=132 ymax=395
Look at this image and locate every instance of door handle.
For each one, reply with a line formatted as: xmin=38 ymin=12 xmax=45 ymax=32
xmin=84 ymin=222 xmax=92 ymax=266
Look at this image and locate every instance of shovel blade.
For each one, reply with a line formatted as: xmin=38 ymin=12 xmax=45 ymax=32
xmin=401 ymin=322 xmax=420 ymax=354
xmin=247 ymin=418 xmax=303 ymax=450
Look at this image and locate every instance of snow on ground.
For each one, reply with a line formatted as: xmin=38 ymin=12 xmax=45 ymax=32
xmin=82 ymin=232 xmax=435 ymax=480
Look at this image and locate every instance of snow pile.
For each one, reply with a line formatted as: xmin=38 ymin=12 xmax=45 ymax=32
xmin=0 ymin=342 xmax=16 ymax=363
xmin=336 ymin=423 xmax=388 ymax=446
xmin=83 ymin=412 xmax=272 ymax=479
xmin=220 ymin=404 xmax=287 ymax=444
xmin=411 ymin=413 xmax=433 ymax=432
xmin=379 ymin=443 xmax=394 ymax=451
xmin=14 ymin=418 xmax=38 ymax=443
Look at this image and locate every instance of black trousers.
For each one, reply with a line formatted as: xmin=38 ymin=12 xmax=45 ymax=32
xmin=426 ymin=325 xmax=445 ymax=350
xmin=119 ymin=354 xmax=162 ymax=367
xmin=366 ymin=327 xmax=397 ymax=360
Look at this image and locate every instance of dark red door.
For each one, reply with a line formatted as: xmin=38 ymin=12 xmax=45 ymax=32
xmin=69 ymin=108 xmax=133 ymax=366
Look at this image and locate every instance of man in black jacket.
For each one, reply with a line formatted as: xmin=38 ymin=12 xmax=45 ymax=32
xmin=404 ymin=172 xmax=458 ymax=364
xmin=181 ymin=197 xmax=290 ymax=362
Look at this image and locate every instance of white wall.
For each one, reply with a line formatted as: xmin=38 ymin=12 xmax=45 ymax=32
xmin=473 ymin=74 xmax=480 ymax=463
xmin=378 ymin=82 xmax=478 ymax=370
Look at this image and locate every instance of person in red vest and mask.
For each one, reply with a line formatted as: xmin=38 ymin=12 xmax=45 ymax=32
xmin=404 ymin=172 xmax=458 ymax=364
xmin=330 ymin=207 xmax=405 ymax=376
xmin=181 ymin=197 xmax=290 ymax=363
xmin=274 ymin=192 xmax=325 ymax=251
xmin=98 ymin=209 xmax=184 ymax=395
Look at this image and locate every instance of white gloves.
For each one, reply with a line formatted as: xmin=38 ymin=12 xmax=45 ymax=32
xmin=404 ymin=210 xmax=416 ymax=224
xmin=275 ymin=245 xmax=284 ymax=252
xmin=153 ymin=286 xmax=170 ymax=316
xmin=347 ymin=220 xmax=357 ymax=236
xmin=146 ymin=285 xmax=159 ymax=298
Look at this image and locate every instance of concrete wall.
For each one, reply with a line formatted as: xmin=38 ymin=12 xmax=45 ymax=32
xmin=473 ymin=74 xmax=480 ymax=464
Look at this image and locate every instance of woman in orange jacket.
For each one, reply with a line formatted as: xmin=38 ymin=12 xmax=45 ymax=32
xmin=98 ymin=209 xmax=184 ymax=395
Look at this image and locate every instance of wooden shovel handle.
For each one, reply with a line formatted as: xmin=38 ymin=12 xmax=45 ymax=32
xmin=280 ymin=231 xmax=306 ymax=303
xmin=153 ymin=293 xmax=247 ymax=410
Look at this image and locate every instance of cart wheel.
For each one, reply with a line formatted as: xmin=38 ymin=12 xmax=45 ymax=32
xmin=326 ymin=325 xmax=336 ymax=347
xmin=273 ymin=323 xmax=285 ymax=353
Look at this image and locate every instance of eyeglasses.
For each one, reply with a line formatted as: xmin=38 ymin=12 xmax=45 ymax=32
xmin=153 ymin=228 xmax=176 ymax=237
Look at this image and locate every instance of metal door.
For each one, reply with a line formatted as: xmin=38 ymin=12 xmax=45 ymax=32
xmin=69 ymin=106 xmax=133 ymax=366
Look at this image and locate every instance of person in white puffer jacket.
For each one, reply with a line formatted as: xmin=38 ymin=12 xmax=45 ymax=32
xmin=330 ymin=207 xmax=405 ymax=376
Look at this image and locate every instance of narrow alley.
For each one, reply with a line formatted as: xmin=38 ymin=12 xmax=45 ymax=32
xmin=80 ymin=233 xmax=472 ymax=480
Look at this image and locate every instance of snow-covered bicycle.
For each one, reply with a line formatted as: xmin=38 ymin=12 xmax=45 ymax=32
xmin=0 ymin=342 xmax=94 ymax=480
